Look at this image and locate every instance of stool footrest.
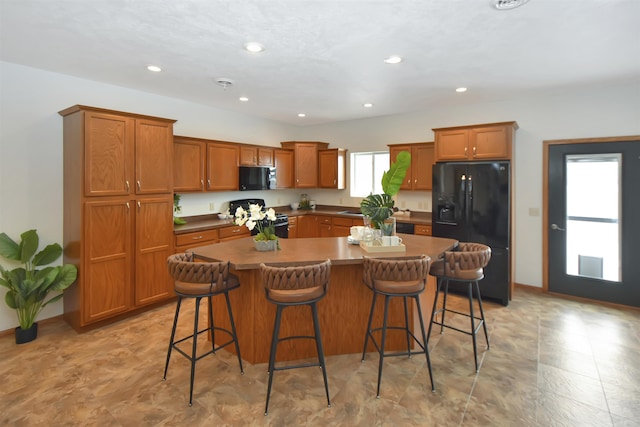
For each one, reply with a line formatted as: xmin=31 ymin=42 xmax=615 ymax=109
xmin=171 ymin=327 xmax=238 ymax=362
xmin=365 ymin=326 xmax=426 ymax=357
xmin=431 ymin=319 xmax=485 ymax=337
xmin=274 ymin=361 xmax=322 ymax=372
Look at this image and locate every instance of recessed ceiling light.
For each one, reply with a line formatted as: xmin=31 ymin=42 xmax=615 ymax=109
xmin=147 ymin=65 xmax=162 ymax=72
xmin=456 ymin=87 xmax=468 ymax=93
xmin=363 ymin=103 xmax=374 ymax=108
xmin=244 ymin=42 xmax=265 ymax=53
xmin=239 ymin=97 xmax=249 ymax=102
xmin=493 ymin=0 xmax=529 ymax=10
xmin=383 ymin=56 xmax=403 ymax=64
xmin=297 ymin=113 xmax=306 ymax=118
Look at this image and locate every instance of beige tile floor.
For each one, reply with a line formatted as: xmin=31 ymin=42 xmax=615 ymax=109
xmin=1 ymin=286 xmax=639 ymax=426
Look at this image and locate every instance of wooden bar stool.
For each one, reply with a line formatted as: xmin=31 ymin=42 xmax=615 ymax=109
xmin=427 ymin=242 xmax=492 ymax=373
xmin=163 ymin=253 xmax=244 ymax=406
xmin=361 ymin=255 xmax=435 ymax=398
xmin=259 ymin=259 xmax=332 ymax=415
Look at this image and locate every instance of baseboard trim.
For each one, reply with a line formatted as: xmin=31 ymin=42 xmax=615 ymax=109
xmin=0 ymin=314 xmax=64 ymax=337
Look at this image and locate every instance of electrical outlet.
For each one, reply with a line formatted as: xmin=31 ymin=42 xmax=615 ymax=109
xmin=209 ymin=202 xmax=215 ymax=211
xmin=339 ymin=198 xmax=343 ymax=205
xmin=529 ymin=207 xmax=540 ymax=217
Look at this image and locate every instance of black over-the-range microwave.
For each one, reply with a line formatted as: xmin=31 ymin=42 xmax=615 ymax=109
xmin=238 ymin=166 xmax=277 ymax=191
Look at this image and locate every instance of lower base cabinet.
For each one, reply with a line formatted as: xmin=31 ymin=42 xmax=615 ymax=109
xmin=64 ymin=195 xmax=174 ymax=331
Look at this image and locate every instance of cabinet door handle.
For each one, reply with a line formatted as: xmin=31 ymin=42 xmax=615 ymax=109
xmin=207 ymin=179 xmax=211 ymax=188
xmin=126 ymin=202 xmax=130 ymax=210
xmin=137 ymin=201 xmax=141 ymax=209
xmin=473 ymin=146 xmax=477 ymax=157
xmin=414 ymin=179 xmax=417 ymax=183
xmin=137 ymin=180 xmax=141 ymax=191
xmin=464 ymin=146 xmax=468 ymax=156
xmin=192 ymin=235 xmax=204 ymax=240
xmin=125 ymin=181 xmax=130 ymax=192
xmin=200 ymin=179 xmax=204 ymax=188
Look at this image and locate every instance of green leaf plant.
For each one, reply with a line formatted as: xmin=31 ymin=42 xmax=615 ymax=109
xmin=360 ymin=150 xmax=411 ymax=230
xmin=0 ymin=229 xmax=78 ymax=330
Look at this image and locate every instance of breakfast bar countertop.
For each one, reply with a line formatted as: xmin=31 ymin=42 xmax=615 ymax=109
xmin=192 ymin=233 xmax=454 ymax=269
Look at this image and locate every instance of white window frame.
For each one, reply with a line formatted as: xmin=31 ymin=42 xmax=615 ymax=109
xmin=349 ymin=151 xmax=389 ymax=198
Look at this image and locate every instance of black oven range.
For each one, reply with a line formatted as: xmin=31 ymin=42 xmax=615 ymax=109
xmin=228 ymin=198 xmax=289 ymax=239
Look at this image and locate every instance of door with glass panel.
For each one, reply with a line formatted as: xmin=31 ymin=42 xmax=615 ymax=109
xmin=547 ymin=139 xmax=640 ymax=307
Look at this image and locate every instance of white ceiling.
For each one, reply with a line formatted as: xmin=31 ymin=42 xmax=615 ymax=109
xmin=1 ymin=0 xmax=639 ymax=126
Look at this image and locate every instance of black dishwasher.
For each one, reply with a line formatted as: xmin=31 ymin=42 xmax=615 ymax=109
xmin=396 ymin=222 xmax=415 ymax=234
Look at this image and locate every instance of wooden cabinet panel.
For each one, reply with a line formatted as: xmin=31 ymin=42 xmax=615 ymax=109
xmin=83 ymin=199 xmax=132 ymax=323
xmin=297 ymin=215 xmax=318 ymax=238
xmin=135 ymin=119 xmax=173 ymax=194
xmin=173 ymin=137 xmax=205 ymax=192
xmin=275 ymin=149 xmax=294 ymax=189
xmin=207 ymin=142 xmax=238 ymax=191
xmin=281 ymin=141 xmax=329 ymax=188
xmin=434 ymin=130 xmax=469 ymax=161
xmin=415 ymin=224 xmax=432 ymax=236
xmin=331 ymin=217 xmax=352 ymax=237
xmin=84 ymin=111 xmax=134 ymax=197
xmin=470 ymin=126 xmax=510 ymax=159
xmin=134 ymin=196 xmax=174 ymax=306
xmin=318 ymin=148 xmax=347 ymax=189
xmin=389 ymin=142 xmax=434 ymax=191
xmin=434 ymin=122 xmax=517 ymax=162
xmin=219 ymin=224 xmax=250 ymax=241
xmin=287 ymin=216 xmax=298 ymax=239
xmin=240 ymin=146 xmax=274 ymax=166
xmin=175 ymin=229 xmax=219 ymax=250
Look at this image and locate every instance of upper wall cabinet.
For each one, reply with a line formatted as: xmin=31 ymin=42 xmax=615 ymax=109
xmin=388 ymin=142 xmax=434 ymax=191
xmin=240 ymin=145 xmax=274 ymax=166
xmin=280 ymin=141 xmax=329 ymax=188
xmin=274 ymin=148 xmax=295 ymax=189
xmin=59 ymin=106 xmax=175 ymax=197
xmin=318 ymin=148 xmax=347 ymax=189
xmin=433 ymin=121 xmax=518 ymax=162
xmin=173 ymin=136 xmax=239 ymax=192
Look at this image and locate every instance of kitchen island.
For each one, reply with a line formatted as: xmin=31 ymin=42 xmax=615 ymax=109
xmin=192 ymin=234 xmax=457 ymax=364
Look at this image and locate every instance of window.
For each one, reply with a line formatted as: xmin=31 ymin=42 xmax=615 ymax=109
xmin=350 ymin=151 xmax=389 ymax=197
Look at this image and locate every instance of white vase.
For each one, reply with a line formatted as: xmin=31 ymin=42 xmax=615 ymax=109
xmin=254 ymin=238 xmax=278 ymax=251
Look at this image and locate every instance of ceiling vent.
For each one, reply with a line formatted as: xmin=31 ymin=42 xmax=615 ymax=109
xmin=215 ymin=78 xmax=234 ymax=89
xmin=493 ymin=0 xmax=530 ymax=10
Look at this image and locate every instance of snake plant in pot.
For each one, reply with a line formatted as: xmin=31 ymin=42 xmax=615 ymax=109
xmin=0 ymin=229 xmax=78 ymax=344
xmin=360 ymin=150 xmax=411 ymax=235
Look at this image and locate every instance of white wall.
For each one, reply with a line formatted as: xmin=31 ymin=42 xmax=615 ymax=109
xmin=2 ymin=60 xmax=639 ymax=331
xmin=0 ymin=61 xmax=296 ymax=331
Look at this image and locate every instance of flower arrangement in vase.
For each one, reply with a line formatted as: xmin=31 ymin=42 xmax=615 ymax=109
xmin=234 ymin=204 xmax=280 ymax=250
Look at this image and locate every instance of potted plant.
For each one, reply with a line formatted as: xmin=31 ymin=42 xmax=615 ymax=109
xmin=233 ymin=204 xmax=281 ymax=251
xmin=0 ymin=229 xmax=78 ymax=344
xmin=360 ymin=150 xmax=411 ymax=235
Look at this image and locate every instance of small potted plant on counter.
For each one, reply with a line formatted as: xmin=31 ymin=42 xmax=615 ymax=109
xmin=0 ymin=229 xmax=78 ymax=344
xmin=360 ymin=150 xmax=411 ymax=236
xmin=234 ymin=204 xmax=280 ymax=251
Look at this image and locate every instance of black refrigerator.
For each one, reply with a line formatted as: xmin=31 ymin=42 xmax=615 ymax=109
xmin=432 ymin=161 xmax=511 ymax=306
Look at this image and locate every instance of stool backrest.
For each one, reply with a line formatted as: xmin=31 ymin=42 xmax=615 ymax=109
xmin=362 ymin=255 xmax=431 ymax=290
xmin=260 ymin=259 xmax=331 ymax=293
xmin=167 ymin=253 xmax=231 ymax=288
xmin=441 ymin=243 xmax=491 ymax=277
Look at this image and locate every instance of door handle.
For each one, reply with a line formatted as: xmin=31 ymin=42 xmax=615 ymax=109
xmin=551 ymin=223 xmax=565 ymax=231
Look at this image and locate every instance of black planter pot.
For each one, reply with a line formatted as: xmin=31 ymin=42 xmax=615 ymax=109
xmin=15 ymin=323 xmax=38 ymax=344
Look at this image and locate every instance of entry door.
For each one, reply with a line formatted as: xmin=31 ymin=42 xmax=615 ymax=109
xmin=547 ymin=139 xmax=640 ymax=307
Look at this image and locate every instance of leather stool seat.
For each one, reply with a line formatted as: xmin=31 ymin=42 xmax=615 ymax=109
xmin=361 ymin=255 xmax=435 ymax=398
xmin=163 ymin=253 xmax=244 ymax=406
xmin=259 ymin=260 xmax=332 ymax=415
xmin=428 ymin=242 xmax=492 ymax=373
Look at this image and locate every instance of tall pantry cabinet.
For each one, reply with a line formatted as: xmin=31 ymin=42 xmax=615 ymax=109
xmin=59 ymin=105 xmax=176 ymax=331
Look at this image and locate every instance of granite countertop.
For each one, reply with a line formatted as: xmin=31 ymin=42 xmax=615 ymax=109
xmin=174 ymin=205 xmax=432 ymax=234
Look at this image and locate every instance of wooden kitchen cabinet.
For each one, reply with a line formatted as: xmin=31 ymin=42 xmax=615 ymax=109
xmin=287 ymin=216 xmax=298 ymax=238
xmin=331 ymin=216 xmax=352 ymax=237
xmin=173 ymin=136 xmax=240 ymax=192
xmin=318 ymin=216 xmax=332 ymax=237
xmin=318 ymin=148 xmax=347 ymax=189
xmin=388 ymin=142 xmax=434 ymax=191
xmin=297 ymin=215 xmax=318 ymax=238
xmin=207 ymin=142 xmax=239 ymax=191
xmin=175 ymin=228 xmax=220 ymax=253
xmin=240 ymin=145 xmax=274 ymax=166
xmin=433 ymin=122 xmax=518 ymax=162
xmin=59 ymin=105 xmax=177 ymax=331
xmin=173 ymin=137 xmax=206 ymax=191
xmin=218 ymin=224 xmax=251 ymax=241
xmin=414 ymin=224 xmax=432 ymax=236
xmin=280 ymin=141 xmax=329 ymax=188
xmin=274 ymin=149 xmax=295 ymax=189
